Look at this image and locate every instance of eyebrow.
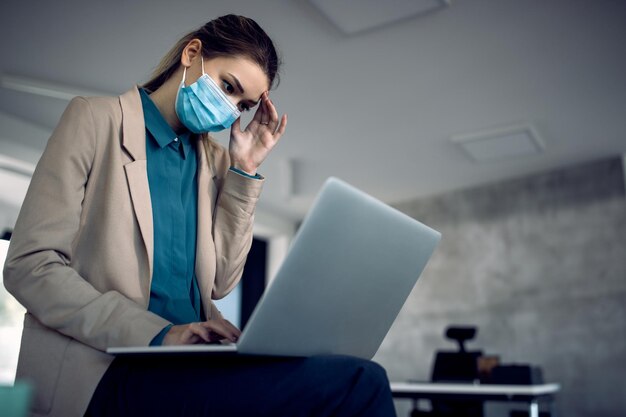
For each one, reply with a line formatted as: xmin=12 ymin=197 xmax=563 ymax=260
xmin=228 ymin=72 xmax=259 ymax=107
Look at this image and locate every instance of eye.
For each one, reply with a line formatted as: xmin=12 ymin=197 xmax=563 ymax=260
xmin=222 ymin=80 xmax=235 ymax=94
xmin=239 ymin=103 xmax=251 ymax=112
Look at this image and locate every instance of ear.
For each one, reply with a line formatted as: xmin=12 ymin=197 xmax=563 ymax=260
xmin=180 ymin=38 xmax=203 ymax=67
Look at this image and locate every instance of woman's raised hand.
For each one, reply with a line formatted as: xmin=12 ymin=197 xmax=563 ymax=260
xmin=162 ymin=318 xmax=241 ymax=345
xmin=228 ymin=91 xmax=287 ymax=175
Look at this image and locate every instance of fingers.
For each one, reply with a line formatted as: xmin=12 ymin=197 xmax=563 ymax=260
xmin=259 ymin=92 xmax=270 ymax=126
xmin=182 ymin=322 xmax=211 ymax=344
xmin=251 ymin=92 xmax=280 ymax=129
xmin=200 ymin=319 xmax=240 ymax=343
xmin=239 ymin=91 xmax=287 ymax=141
xmin=275 ymin=114 xmax=288 ymax=138
xmin=262 ymin=94 xmax=287 ymax=138
xmin=250 ymin=92 xmax=267 ymax=125
xmin=264 ymin=94 xmax=279 ymax=129
xmin=223 ymin=319 xmax=242 ymax=339
xmin=164 ymin=319 xmax=242 ymax=346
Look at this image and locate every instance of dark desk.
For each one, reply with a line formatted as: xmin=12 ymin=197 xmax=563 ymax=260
xmin=391 ymin=382 xmax=560 ymax=417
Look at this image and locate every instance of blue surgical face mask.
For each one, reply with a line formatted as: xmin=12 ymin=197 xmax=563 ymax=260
xmin=175 ymin=56 xmax=241 ymax=133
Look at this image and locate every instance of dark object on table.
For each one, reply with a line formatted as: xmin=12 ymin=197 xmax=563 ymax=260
xmin=477 ymin=355 xmax=501 ymax=383
xmin=489 ymin=365 xmax=544 ymax=385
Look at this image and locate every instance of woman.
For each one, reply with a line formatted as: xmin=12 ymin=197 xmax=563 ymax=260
xmin=3 ymin=14 xmax=396 ymax=417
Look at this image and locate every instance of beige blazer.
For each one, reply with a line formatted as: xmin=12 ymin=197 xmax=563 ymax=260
xmin=3 ymin=86 xmax=263 ymax=417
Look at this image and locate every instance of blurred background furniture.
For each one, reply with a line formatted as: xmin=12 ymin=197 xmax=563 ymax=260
xmin=391 ymin=326 xmax=560 ymax=417
xmin=391 ymin=381 xmax=560 ymax=417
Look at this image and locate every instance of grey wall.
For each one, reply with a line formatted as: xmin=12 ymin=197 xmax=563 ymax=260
xmin=374 ymin=157 xmax=626 ymax=417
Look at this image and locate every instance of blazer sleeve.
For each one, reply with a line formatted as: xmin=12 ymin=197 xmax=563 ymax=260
xmin=3 ymin=97 xmax=170 ymax=351
xmin=210 ymin=151 xmax=264 ymax=299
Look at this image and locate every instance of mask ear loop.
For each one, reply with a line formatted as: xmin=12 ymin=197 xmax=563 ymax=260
xmin=180 ymin=51 xmax=201 ymax=87
xmin=180 ymin=66 xmax=187 ymax=87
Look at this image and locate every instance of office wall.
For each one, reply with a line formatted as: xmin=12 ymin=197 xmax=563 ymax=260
xmin=374 ymin=156 xmax=626 ymax=417
xmin=0 ymin=201 xmax=18 ymax=234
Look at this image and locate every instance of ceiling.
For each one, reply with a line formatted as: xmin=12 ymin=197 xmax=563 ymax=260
xmin=1 ymin=0 xmax=625 ymax=222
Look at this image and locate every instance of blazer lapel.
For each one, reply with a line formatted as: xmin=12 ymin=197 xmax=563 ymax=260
xmin=119 ymin=86 xmax=154 ymax=283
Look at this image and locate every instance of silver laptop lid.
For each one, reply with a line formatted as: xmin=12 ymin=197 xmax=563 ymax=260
xmin=238 ymin=177 xmax=441 ymax=359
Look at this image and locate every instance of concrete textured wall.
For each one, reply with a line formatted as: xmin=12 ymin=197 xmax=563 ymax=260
xmin=373 ymin=157 xmax=626 ymax=417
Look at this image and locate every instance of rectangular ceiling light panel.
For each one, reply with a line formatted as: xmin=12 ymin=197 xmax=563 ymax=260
xmin=451 ymin=124 xmax=545 ymax=163
xmin=308 ymin=0 xmax=451 ymax=34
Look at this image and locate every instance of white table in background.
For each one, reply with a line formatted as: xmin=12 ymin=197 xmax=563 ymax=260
xmin=391 ymin=381 xmax=560 ymax=417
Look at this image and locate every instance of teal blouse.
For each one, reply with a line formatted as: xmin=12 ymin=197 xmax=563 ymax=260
xmin=139 ymin=88 xmax=261 ymax=346
xmin=139 ymin=88 xmax=202 ymax=345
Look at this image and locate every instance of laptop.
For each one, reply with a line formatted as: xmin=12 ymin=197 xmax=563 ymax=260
xmin=107 ymin=177 xmax=441 ymax=359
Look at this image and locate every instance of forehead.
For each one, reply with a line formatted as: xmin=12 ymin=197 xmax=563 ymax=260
xmin=207 ymin=56 xmax=269 ymax=96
